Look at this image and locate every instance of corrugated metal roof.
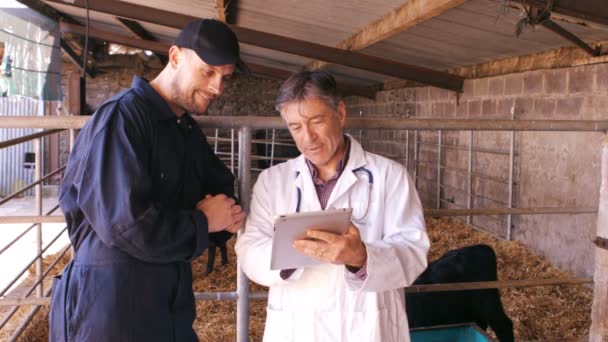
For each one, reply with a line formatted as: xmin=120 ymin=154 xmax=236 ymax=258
xmin=362 ymin=0 xmax=608 ymax=70
xmin=120 ymin=0 xmax=217 ymax=19
xmin=37 ymin=0 xmax=608 ymax=85
xmin=237 ymin=0 xmax=409 ymax=46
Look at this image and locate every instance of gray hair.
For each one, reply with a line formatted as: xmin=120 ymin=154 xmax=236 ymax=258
xmin=275 ymin=69 xmax=340 ymax=112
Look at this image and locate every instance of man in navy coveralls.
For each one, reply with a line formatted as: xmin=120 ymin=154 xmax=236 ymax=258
xmin=49 ymin=19 xmax=246 ymax=341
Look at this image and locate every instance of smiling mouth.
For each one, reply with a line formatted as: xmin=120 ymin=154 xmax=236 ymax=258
xmin=198 ymin=91 xmax=214 ymax=101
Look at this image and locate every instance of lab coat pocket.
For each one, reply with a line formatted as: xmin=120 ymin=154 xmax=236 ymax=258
xmin=264 ymin=307 xmax=294 ymax=342
xmin=348 ymin=308 xmax=402 ymax=342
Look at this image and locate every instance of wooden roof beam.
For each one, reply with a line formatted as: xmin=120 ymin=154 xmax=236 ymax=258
xmin=215 ymin=0 xmax=227 ymax=22
xmin=60 ymin=22 xmax=377 ymax=99
xmin=44 ymin=0 xmax=463 ymax=92
xmin=308 ymin=0 xmax=466 ymax=70
xmin=60 ymin=39 xmax=94 ymax=78
xmin=115 ymin=17 xmax=168 ymax=64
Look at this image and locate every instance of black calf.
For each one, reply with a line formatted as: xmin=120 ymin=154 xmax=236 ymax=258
xmin=206 ymin=231 xmax=233 ymax=275
xmin=406 ymin=244 xmax=514 ymax=342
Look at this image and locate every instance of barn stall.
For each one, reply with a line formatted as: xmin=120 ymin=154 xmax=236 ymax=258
xmin=0 ymin=0 xmax=607 ymax=341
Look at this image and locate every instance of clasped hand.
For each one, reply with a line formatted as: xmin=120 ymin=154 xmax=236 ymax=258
xmin=292 ymin=224 xmax=367 ymax=268
xmin=196 ymin=194 xmax=245 ymax=233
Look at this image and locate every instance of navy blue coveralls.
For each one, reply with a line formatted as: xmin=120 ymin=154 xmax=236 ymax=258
xmin=49 ymin=77 xmax=235 ymax=341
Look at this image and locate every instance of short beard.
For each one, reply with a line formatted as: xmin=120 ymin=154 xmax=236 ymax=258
xmin=168 ymin=77 xmax=209 ymax=116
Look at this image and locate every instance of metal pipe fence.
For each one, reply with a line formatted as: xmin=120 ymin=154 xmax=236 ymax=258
xmin=0 ymin=115 xmax=604 ymax=341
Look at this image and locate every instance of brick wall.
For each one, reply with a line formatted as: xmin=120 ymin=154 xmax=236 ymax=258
xmin=346 ymin=62 xmax=608 ymax=277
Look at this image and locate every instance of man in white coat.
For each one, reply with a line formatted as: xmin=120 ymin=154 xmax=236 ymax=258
xmin=235 ymin=70 xmax=430 ymax=342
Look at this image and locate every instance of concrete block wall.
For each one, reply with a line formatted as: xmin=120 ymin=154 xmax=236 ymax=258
xmin=345 ymin=62 xmax=608 ymax=277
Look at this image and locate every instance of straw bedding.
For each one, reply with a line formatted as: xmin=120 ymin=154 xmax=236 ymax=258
xmin=1 ymin=218 xmax=592 ymax=341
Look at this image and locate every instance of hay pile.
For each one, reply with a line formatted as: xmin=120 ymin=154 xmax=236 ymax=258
xmin=425 ymin=218 xmax=592 ymax=341
xmin=2 ymin=218 xmax=593 ymax=341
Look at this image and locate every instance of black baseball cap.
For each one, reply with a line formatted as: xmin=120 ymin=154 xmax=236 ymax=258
xmin=174 ymin=19 xmax=248 ymax=73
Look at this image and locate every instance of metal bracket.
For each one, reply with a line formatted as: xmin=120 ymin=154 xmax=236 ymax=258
xmin=593 ymin=236 xmax=608 ymax=250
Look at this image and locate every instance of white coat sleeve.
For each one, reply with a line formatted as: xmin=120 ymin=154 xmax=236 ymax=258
xmin=235 ymin=172 xmax=303 ymax=287
xmin=345 ymin=164 xmax=429 ymax=292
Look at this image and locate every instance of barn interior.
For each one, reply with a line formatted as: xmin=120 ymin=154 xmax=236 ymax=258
xmin=0 ymin=0 xmax=607 ymax=341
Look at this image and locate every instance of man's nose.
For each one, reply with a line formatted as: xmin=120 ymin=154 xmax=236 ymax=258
xmin=208 ymin=76 xmax=223 ymax=95
xmin=302 ymin=125 xmax=317 ymax=143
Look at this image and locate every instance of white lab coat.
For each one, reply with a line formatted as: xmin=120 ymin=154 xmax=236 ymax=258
xmin=235 ymin=136 xmax=429 ymax=342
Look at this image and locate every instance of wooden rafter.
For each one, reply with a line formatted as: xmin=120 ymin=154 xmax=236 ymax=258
xmin=60 ymin=39 xmax=94 ymax=78
xmin=60 ymin=22 xmax=378 ymax=99
xmin=115 ymin=17 xmax=168 ymax=64
xmin=308 ymin=0 xmax=466 ymax=70
xmin=215 ymin=0 xmax=226 ymax=22
xmin=44 ymin=0 xmax=464 ymax=91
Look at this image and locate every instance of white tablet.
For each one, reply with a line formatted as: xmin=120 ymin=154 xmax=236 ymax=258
xmin=270 ymin=208 xmax=353 ymax=271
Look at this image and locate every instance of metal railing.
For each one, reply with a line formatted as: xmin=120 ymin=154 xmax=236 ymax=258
xmin=0 ymin=115 xmax=605 ymax=341
xmin=0 ymin=125 xmax=69 ymax=341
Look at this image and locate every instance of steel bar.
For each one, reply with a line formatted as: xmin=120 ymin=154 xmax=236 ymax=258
xmin=0 ymin=216 xmax=65 ymax=224
xmin=436 ymin=130 xmax=442 ymax=209
xmin=0 ymin=290 xmax=270 ymax=306
xmin=0 ymin=166 xmax=66 ymax=207
xmin=8 ymin=302 xmax=43 ymax=341
xmin=467 ymin=131 xmax=473 ymax=224
xmin=230 ymin=129 xmax=235 ymax=174
xmin=416 ymin=160 xmax=510 ymax=185
xmin=405 ymin=130 xmax=409 ymax=171
xmin=414 ymin=131 xmax=419 ymax=189
xmin=164 ymin=134 xmax=296 ymax=146
xmin=405 ymin=277 xmax=593 ymax=293
xmin=416 ymin=141 xmax=516 ymax=156
xmin=0 ymin=205 xmax=60 ymax=255
xmin=214 ymin=129 xmax=219 ymax=153
xmin=236 ymin=127 xmax=252 ymax=342
xmin=507 ymin=118 xmax=515 ymax=240
xmin=424 ymin=207 xmax=597 ymax=217
xmin=3 ymin=116 xmax=608 ymax=132
xmin=0 ymin=226 xmax=68 ymax=297
xmin=270 ymin=129 xmax=276 ymax=167
xmin=0 ymin=129 xmax=62 ymax=149
xmin=34 ymin=138 xmax=43 ymax=297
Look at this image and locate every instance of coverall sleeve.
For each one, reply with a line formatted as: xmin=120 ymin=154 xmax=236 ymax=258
xmin=75 ymin=106 xmax=209 ymax=263
xmin=235 ymin=172 xmax=303 ymax=286
xmin=346 ymin=165 xmax=429 ymax=292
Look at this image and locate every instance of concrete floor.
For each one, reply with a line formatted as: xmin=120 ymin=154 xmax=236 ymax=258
xmin=0 ymin=195 xmax=70 ymax=296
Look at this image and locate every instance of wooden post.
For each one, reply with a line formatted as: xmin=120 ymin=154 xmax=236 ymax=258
xmin=590 ymin=136 xmax=608 ymax=341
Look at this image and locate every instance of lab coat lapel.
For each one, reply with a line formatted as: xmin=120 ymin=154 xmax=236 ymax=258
xmin=326 ymin=136 xmax=367 ymax=209
xmin=294 ymin=155 xmax=322 ymax=212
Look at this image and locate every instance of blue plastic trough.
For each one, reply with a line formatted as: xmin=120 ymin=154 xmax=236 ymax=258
xmin=410 ymin=323 xmax=492 ymax=342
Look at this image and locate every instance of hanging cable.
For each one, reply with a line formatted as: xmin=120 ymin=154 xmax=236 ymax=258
xmin=81 ymin=0 xmax=90 ymax=77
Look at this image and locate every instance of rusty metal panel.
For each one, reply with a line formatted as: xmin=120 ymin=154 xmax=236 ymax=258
xmin=0 ymin=97 xmax=40 ymax=197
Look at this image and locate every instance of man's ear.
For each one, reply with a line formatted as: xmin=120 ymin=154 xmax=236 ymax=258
xmin=337 ymin=101 xmax=347 ymax=127
xmin=168 ymin=46 xmax=182 ymax=69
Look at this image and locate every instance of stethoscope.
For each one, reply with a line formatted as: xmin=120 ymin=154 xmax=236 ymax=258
xmin=295 ymin=166 xmax=374 ymax=220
